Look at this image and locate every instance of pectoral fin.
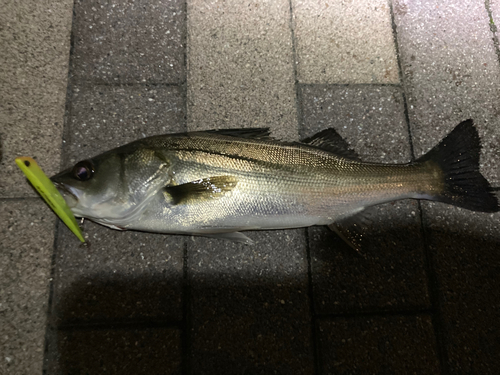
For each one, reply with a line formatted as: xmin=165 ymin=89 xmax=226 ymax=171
xmin=164 ymin=176 xmax=238 ymax=205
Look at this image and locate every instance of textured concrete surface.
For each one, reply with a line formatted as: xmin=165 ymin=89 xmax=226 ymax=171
xmin=0 ymin=1 xmax=72 ymax=374
xmin=50 ymin=222 xmax=184 ymax=326
xmin=46 ymin=327 xmax=182 ymax=374
xmin=2 ymin=0 xmax=500 ymax=373
xmin=318 ymin=314 xmax=440 ymax=374
xmin=422 ymin=204 xmax=500 ymax=374
xmin=292 ymin=0 xmax=399 ymax=84
xmin=187 ymin=0 xmax=298 ymax=141
xmin=0 ymin=0 xmax=73 ymax=197
xmin=64 ymin=84 xmax=186 ymax=167
xmin=299 ymin=85 xmax=411 ymax=163
xmin=71 ymin=0 xmax=185 ymax=84
xmin=188 ymin=230 xmax=313 ymax=374
xmin=393 ymin=0 xmax=500 ymax=372
xmin=0 ymin=201 xmax=55 ymax=374
xmin=394 ymin=0 xmax=500 ymax=185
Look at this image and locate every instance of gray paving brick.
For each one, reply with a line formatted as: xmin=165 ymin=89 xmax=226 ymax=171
xmin=188 ymin=230 xmax=314 ymax=374
xmin=292 ymin=0 xmax=399 ymax=84
xmin=300 ymin=85 xmax=430 ymax=314
xmin=0 ymin=0 xmax=72 ymax=198
xmin=0 ymin=200 xmax=55 ymax=374
xmin=393 ymin=0 xmax=500 ymax=186
xmin=422 ymin=203 xmax=500 ymax=374
xmin=51 ymin=222 xmax=184 ymax=325
xmin=71 ymin=0 xmax=185 ymax=84
xmin=299 ymin=85 xmax=411 ymax=163
xmin=317 ymin=314 xmax=440 ymax=374
xmin=45 ymin=327 xmax=182 ymax=374
xmin=64 ymin=84 xmax=185 ymax=167
xmin=187 ymin=0 xmax=298 ymax=141
xmin=394 ymin=1 xmax=500 ymax=372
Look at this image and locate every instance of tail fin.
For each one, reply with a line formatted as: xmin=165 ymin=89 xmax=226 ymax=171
xmin=416 ymin=119 xmax=499 ymax=213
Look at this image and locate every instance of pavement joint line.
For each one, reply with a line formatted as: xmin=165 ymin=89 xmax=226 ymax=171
xmin=484 ymin=0 xmax=500 ymax=66
xmin=315 ymin=307 xmax=433 ymax=320
xmin=288 ymin=1 xmax=320 ymax=373
xmin=70 ymin=81 xmax=187 ymax=88
xmin=181 ymin=241 xmax=191 ymax=375
xmin=419 ymin=207 xmax=450 ymax=375
xmin=0 ymin=196 xmax=43 ymax=201
xmin=181 ymin=2 xmax=189 ymax=372
xmin=56 ymin=320 xmax=183 ymax=332
xmin=388 ymin=0 xmax=415 ymax=161
xmin=298 ymin=82 xmax=403 ymax=89
xmin=304 ymin=228 xmax=321 ymax=375
xmin=389 ymin=2 xmax=449 ymax=372
xmin=43 ymin=219 xmax=60 ymax=357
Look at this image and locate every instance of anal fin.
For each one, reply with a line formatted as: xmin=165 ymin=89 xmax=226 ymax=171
xmin=328 ymin=207 xmax=375 ymax=254
xmin=200 ymin=231 xmax=254 ymax=245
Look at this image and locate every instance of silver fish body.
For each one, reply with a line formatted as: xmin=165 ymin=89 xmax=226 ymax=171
xmin=51 ymin=121 xmax=498 ymax=244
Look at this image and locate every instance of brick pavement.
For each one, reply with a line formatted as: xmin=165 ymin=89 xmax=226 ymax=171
xmin=2 ymin=0 xmax=500 ymax=373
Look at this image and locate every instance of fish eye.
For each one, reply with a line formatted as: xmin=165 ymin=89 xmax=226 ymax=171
xmin=72 ymin=160 xmax=94 ymax=181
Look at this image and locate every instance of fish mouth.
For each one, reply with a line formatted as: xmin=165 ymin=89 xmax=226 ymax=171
xmin=52 ymin=181 xmax=79 ymax=208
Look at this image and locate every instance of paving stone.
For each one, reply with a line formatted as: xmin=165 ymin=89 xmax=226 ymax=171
xmin=187 ymin=0 xmax=298 ymax=141
xmin=188 ymin=230 xmax=314 ymax=374
xmin=71 ymin=0 xmax=185 ymax=84
xmin=45 ymin=327 xmax=182 ymax=374
xmin=292 ymin=0 xmax=399 ymax=84
xmin=317 ymin=314 xmax=440 ymax=374
xmin=64 ymin=84 xmax=185 ymax=168
xmin=300 ymin=85 xmax=430 ymax=314
xmin=0 ymin=200 xmax=55 ymax=374
xmin=422 ymin=203 xmax=500 ymax=374
xmin=393 ymin=0 xmax=500 ymax=186
xmin=51 ymin=221 xmax=184 ymax=325
xmin=308 ymin=200 xmax=429 ymax=315
xmin=299 ymin=85 xmax=411 ymax=163
xmin=0 ymin=0 xmax=72 ymax=197
xmin=394 ymin=1 xmax=500 ymax=372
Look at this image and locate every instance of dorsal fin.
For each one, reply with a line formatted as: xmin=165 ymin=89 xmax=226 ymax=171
xmin=302 ymin=128 xmax=360 ymax=161
xmin=202 ymin=128 xmax=274 ymax=140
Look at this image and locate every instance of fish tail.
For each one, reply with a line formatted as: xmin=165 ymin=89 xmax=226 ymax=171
xmin=416 ymin=119 xmax=499 ymax=212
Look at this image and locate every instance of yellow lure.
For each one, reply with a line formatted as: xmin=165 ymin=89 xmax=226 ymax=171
xmin=15 ymin=157 xmax=85 ymax=242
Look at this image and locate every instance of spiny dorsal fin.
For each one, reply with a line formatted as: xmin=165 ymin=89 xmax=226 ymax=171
xmin=164 ymin=176 xmax=238 ymax=205
xmin=202 ymin=128 xmax=274 ymax=140
xmin=302 ymin=128 xmax=360 ymax=161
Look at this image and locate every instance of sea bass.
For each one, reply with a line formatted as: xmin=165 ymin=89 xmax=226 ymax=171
xmin=51 ymin=120 xmax=499 ymax=245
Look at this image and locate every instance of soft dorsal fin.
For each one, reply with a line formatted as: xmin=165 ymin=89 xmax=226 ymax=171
xmin=302 ymin=128 xmax=360 ymax=161
xmin=203 ymin=128 xmax=274 ymax=140
xmin=164 ymin=176 xmax=238 ymax=205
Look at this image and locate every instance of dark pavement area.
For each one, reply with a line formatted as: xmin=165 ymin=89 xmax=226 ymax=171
xmin=2 ymin=0 xmax=500 ymax=374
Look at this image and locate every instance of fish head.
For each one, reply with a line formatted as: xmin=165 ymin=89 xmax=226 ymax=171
xmin=50 ymin=145 xmax=171 ymax=225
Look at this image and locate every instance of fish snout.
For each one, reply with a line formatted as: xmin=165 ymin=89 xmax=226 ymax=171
xmin=51 ymin=181 xmax=79 ymax=208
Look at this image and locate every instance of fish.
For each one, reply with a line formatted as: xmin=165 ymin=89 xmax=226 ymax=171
xmin=50 ymin=119 xmax=499 ymax=246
